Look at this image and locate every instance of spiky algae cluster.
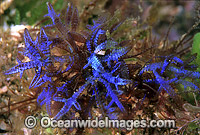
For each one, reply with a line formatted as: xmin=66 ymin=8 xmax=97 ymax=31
xmin=4 ymin=2 xmax=200 ymax=121
xmin=4 ymin=2 xmax=132 ymax=120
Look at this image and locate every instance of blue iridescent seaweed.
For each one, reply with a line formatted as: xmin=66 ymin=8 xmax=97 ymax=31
xmin=34 ymin=74 xmax=52 ymax=88
xmin=52 ymin=23 xmax=131 ymax=119
xmin=4 ymin=27 xmax=68 ymax=89
xmin=44 ymin=2 xmax=61 ymax=25
xmin=140 ymin=56 xmax=200 ymax=96
xmin=93 ymin=29 xmax=105 ymax=47
xmin=37 ymin=84 xmax=54 ymax=115
xmin=161 ymin=55 xmax=184 ymax=74
xmin=86 ymin=16 xmax=106 ymax=31
xmin=5 ymin=3 xmax=132 ymax=120
xmin=104 ymin=46 xmax=131 ymax=67
xmin=53 ymin=82 xmax=88 ymax=120
xmin=45 ymin=2 xmax=77 ymax=53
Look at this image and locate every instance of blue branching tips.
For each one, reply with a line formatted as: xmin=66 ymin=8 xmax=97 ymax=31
xmin=53 ymin=82 xmax=89 ymax=120
xmin=5 ymin=28 xmax=51 ymax=88
xmin=45 ymin=2 xmax=61 ymax=25
xmin=4 ymin=60 xmax=40 ymax=79
xmin=4 ymin=1 xmax=200 ymax=126
xmin=37 ymin=84 xmax=54 ymax=116
xmin=81 ymin=25 xmax=131 ymax=114
xmin=4 ymin=2 xmax=132 ymax=120
xmin=4 ymin=27 xmax=69 ymax=89
xmin=139 ymin=56 xmax=200 ymax=97
xmin=50 ymin=13 xmax=131 ymax=119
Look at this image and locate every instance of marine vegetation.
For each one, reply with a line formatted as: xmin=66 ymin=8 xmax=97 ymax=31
xmin=1 ymin=0 xmax=200 ymax=134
